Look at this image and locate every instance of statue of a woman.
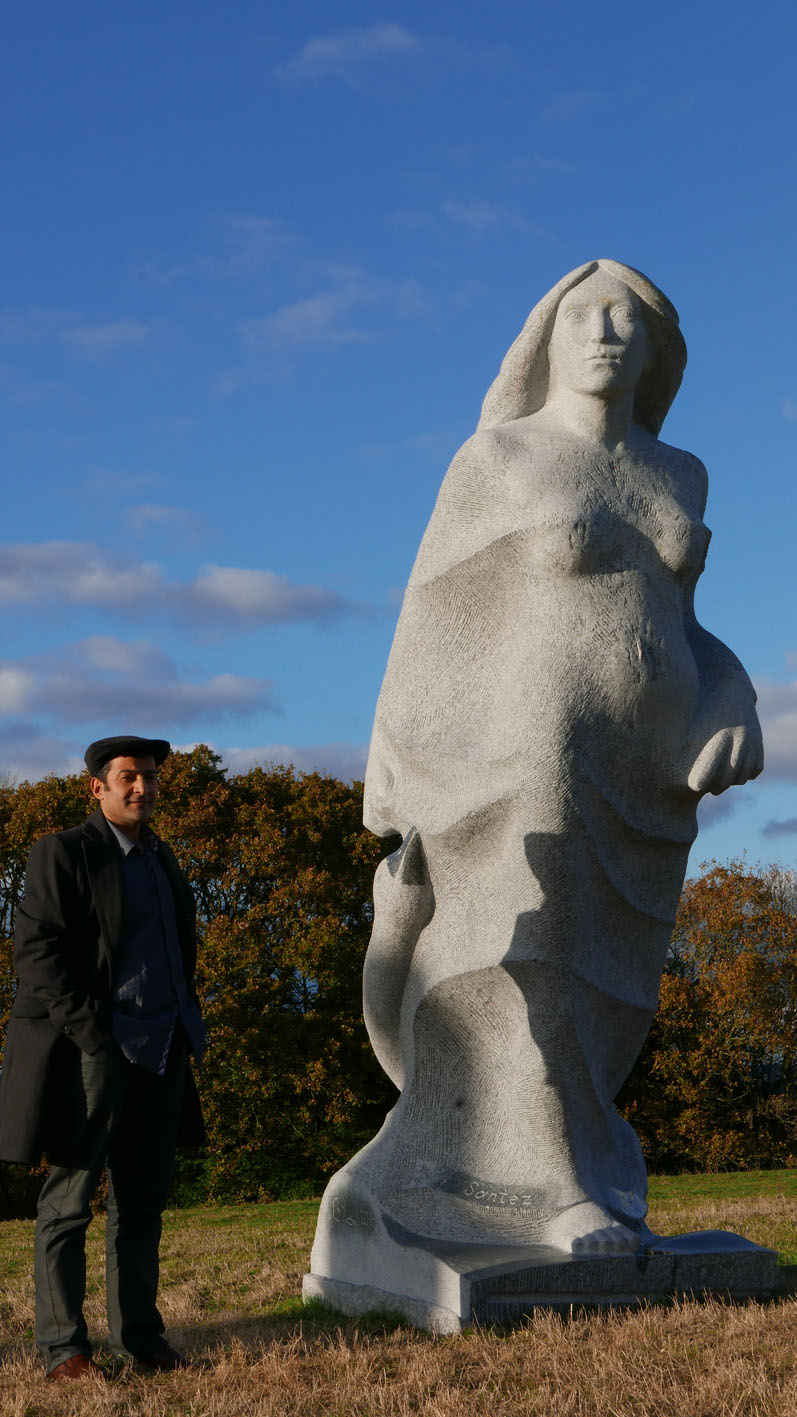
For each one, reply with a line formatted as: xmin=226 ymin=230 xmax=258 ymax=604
xmin=328 ymin=261 xmax=763 ymax=1259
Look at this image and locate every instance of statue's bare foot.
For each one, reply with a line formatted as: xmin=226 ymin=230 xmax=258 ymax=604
xmin=543 ymin=1201 xmax=639 ymax=1255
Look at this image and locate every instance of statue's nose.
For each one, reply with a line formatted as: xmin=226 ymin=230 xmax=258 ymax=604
xmin=588 ymin=305 xmax=615 ymax=341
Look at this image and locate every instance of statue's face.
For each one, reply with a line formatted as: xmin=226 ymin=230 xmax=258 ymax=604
xmin=548 ymin=271 xmax=651 ymax=401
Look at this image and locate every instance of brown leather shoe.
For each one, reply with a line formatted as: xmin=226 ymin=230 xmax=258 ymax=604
xmin=132 ymin=1341 xmax=188 ymax=1371
xmin=47 ymin=1354 xmax=106 ymax=1381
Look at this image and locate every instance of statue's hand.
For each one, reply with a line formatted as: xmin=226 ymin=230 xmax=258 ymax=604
xmin=688 ymin=721 xmax=764 ymax=795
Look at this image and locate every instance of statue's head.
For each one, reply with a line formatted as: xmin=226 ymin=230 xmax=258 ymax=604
xmin=478 ymin=259 xmax=687 ymax=436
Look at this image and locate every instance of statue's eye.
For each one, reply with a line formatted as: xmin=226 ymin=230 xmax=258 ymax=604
xmin=613 ymin=305 xmax=635 ymax=321
xmin=564 ymin=308 xmax=585 ymax=321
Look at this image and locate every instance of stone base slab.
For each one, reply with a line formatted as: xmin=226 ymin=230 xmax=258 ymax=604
xmin=303 ymin=1228 xmax=781 ymax=1335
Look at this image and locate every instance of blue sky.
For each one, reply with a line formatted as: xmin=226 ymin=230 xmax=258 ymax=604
xmin=2 ymin=0 xmax=795 ymax=872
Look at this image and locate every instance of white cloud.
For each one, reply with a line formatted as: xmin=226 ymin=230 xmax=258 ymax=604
xmin=0 ymin=369 xmax=80 ymax=410
xmin=780 ymin=399 xmax=797 ymax=422
xmin=71 ymin=557 xmax=163 ymax=606
xmin=0 ymin=638 xmax=277 ymax=733
xmin=385 ymin=207 xmax=435 ymax=233
xmin=361 ymin=429 xmax=460 ymax=463
xmin=188 ymin=566 xmax=349 ymax=624
xmin=441 ymin=200 xmax=507 ymax=232
xmin=0 ymin=722 xmax=84 ymax=784
xmin=241 ymin=289 xmax=372 ymax=351
xmin=754 ymin=678 xmax=797 ymax=781
xmin=41 ymin=671 xmax=268 ymax=727
xmin=82 ymin=468 xmax=165 ymax=495
xmin=220 ymin=740 xmax=368 ymax=782
xmin=239 ymin=266 xmax=387 ymax=351
xmin=222 ymin=215 xmax=298 ymax=275
xmin=530 ymin=153 xmax=577 ymax=174
xmin=0 ymin=668 xmax=35 ymax=713
xmin=61 ymin=319 xmax=150 ymax=358
xmin=0 ymin=308 xmax=152 ymax=359
xmin=0 ymin=541 xmax=360 ymax=628
xmin=152 ymin=415 xmax=192 ymax=439
xmin=0 ymin=720 xmax=370 ymax=788
xmin=77 ymin=635 xmax=169 ymax=677
xmin=440 ymin=200 xmax=551 ymax=241
xmin=277 ymin=23 xmax=419 ymax=83
xmin=543 ymin=89 xmax=605 ymax=123
xmin=238 ymin=267 xmax=429 ymax=354
xmin=134 ymin=215 xmax=298 ymax=290
xmin=0 ymin=306 xmax=82 ymax=342
xmin=126 ymin=503 xmax=204 ymax=541
xmin=696 ymin=790 xmax=744 ymax=829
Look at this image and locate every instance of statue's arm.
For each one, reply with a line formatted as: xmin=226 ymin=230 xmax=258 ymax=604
xmin=683 ymin=577 xmax=764 ymax=794
xmin=666 ymin=450 xmax=762 ymax=795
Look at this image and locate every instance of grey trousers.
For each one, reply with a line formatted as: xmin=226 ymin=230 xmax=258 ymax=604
xmin=34 ymin=1034 xmax=186 ymax=1373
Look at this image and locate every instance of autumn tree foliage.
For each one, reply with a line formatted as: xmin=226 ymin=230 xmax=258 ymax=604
xmin=1 ymin=756 xmax=795 ymax=1200
xmin=0 ymin=749 xmax=397 ymax=1204
xmin=0 ymin=770 xmax=92 ymax=1037
xmin=0 ymin=769 xmax=95 ymax=1214
xmin=619 ymin=861 xmax=797 ymax=1172
xmin=154 ymin=747 xmax=397 ymax=1201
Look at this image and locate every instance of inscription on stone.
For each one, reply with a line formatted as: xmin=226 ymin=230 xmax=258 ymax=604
xmin=442 ymin=1173 xmax=549 ymax=1213
xmin=331 ymin=1196 xmax=375 ymax=1232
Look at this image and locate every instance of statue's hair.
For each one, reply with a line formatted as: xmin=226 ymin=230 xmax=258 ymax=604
xmin=477 ymin=259 xmax=687 ymax=437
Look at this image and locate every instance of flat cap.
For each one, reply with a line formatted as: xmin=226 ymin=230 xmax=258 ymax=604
xmin=84 ymin=735 xmax=171 ymax=776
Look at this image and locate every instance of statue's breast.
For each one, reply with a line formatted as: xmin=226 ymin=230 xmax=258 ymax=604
xmin=526 ymin=503 xmax=640 ymax=578
xmin=519 ymin=484 xmax=709 ymax=586
xmin=650 ymin=507 xmax=711 ymax=582
xmin=502 ymin=435 xmax=710 ymax=587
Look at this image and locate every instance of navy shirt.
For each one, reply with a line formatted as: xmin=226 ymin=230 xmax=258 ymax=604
xmin=106 ymin=819 xmax=205 ymax=1074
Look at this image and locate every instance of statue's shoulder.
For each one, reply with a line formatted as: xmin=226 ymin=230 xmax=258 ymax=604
xmin=432 ymin=422 xmax=550 ymax=517
xmin=651 ymin=434 xmax=708 ymax=499
xmin=629 ymin=424 xmax=707 ymax=503
xmin=435 ymin=424 xmax=517 ymax=494
xmin=450 ymin=417 xmax=553 ymax=472
xmin=447 ymin=423 xmax=508 ymax=463
xmin=409 ymin=424 xmax=533 ymax=586
xmin=468 ymin=417 xmax=537 ymax=449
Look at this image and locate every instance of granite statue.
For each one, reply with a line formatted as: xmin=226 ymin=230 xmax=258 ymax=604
xmin=305 ymin=260 xmax=765 ymax=1327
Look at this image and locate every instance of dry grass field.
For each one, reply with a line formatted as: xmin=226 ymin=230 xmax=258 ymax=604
xmin=1 ymin=1173 xmax=795 ymax=1416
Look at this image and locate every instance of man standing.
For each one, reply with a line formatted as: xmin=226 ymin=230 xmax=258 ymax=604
xmin=0 ymin=736 xmax=205 ymax=1380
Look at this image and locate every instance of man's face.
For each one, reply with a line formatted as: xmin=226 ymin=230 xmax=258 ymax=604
xmin=91 ymin=755 xmax=158 ymax=836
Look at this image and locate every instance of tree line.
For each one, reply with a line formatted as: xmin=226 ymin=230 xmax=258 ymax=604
xmin=0 ymin=748 xmax=795 ymax=1215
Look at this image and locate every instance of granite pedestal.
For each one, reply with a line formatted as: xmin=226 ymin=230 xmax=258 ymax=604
xmin=304 ymin=1207 xmax=779 ymax=1334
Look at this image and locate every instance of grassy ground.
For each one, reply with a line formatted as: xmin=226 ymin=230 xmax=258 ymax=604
xmin=0 ymin=1172 xmax=795 ymax=1415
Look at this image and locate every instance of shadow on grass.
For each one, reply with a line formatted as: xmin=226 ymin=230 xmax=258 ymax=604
xmin=6 ymin=1275 xmax=797 ymax=1377
xmin=152 ymin=1274 xmax=797 ymax=1365
xmin=0 ymin=1305 xmax=414 ymax=1384
xmin=4 ymin=1285 xmax=797 ymax=1386
xmin=190 ymin=1295 xmax=416 ymax=1344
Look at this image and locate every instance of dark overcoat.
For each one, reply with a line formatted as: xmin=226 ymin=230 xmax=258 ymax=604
xmin=0 ymin=807 xmax=205 ymax=1166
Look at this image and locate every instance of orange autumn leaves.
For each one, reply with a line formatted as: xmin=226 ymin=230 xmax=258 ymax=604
xmin=620 ymin=862 xmax=797 ymax=1172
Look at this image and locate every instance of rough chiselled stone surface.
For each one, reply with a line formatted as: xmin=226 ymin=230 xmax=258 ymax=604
xmin=306 ymin=261 xmax=765 ymax=1325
